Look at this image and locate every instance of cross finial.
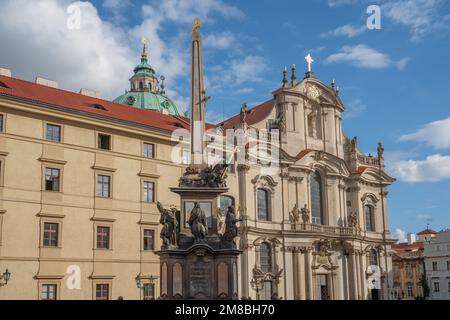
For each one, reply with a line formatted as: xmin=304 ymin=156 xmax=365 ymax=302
xmin=305 ymin=54 xmax=314 ymax=73
xmin=141 ymin=37 xmax=148 ymax=59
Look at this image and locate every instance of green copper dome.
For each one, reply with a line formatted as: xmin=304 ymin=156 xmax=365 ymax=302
xmin=113 ymin=40 xmax=186 ymax=117
xmin=114 ymin=91 xmax=184 ymax=116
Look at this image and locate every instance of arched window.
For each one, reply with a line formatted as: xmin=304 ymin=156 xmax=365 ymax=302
xmin=220 ymin=195 xmax=234 ymax=213
xmin=369 ymin=249 xmax=378 ymax=266
xmin=257 ymin=189 xmax=269 ymax=221
xmin=310 ymin=171 xmax=324 ymax=225
xmin=139 ymin=81 xmax=144 ymax=89
xmin=260 ymin=242 xmax=272 ymax=273
xmin=365 ymin=205 xmax=375 ymax=231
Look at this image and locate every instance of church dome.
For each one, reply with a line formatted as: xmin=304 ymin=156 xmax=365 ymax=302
xmin=114 ymin=90 xmax=183 ymax=116
xmin=113 ymin=39 xmax=186 ymax=117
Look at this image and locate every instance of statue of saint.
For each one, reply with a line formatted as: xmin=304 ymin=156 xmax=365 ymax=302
xmin=222 ymin=205 xmax=241 ymax=245
xmin=290 ymin=204 xmax=300 ymax=224
xmin=240 ymin=103 xmax=247 ymax=123
xmin=188 ymin=202 xmax=208 ymax=241
xmin=347 ymin=212 xmax=358 ymax=228
xmin=301 ymin=204 xmax=310 ymax=223
xmin=158 ymin=201 xmax=177 ymax=248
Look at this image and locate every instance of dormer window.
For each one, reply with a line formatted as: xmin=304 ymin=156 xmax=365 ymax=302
xmin=89 ymin=104 xmax=107 ymax=111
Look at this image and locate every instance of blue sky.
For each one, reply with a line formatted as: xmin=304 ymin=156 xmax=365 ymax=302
xmin=1 ymin=0 xmax=450 ymax=240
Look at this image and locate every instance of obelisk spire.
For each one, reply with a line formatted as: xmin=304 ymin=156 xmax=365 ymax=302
xmin=190 ymin=18 xmax=207 ymax=168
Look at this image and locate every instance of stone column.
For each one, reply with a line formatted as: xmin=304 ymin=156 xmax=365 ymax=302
xmin=354 ymin=251 xmax=361 ymax=300
xmin=238 ymin=164 xmax=250 ymax=298
xmin=348 ymin=250 xmax=358 ymax=300
xmin=359 ymin=252 xmax=366 ymax=300
xmin=304 ymin=248 xmax=313 ymax=300
xmin=290 ymin=247 xmax=303 ymax=300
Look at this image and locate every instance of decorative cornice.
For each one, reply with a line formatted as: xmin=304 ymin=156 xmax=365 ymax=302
xmin=0 ymin=151 xmax=9 ymax=157
xmin=138 ymin=172 xmax=160 ymax=179
xmin=90 ymin=217 xmax=116 ymax=223
xmin=38 ymin=157 xmax=67 ymax=165
xmin=36 ymin=212 xmax=65 ymax=219
xmin=137 ymin=219 xmax=159 ymax=226
xmin=89 ymin=274 xmax=116 ymax=280
xmin=34 ymin=274 xmax=65 ymax=280
xmin=91 ymin=165 xmax=117 ymax=172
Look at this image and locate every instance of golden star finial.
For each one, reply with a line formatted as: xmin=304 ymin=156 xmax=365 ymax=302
xmin=192 ymin=18 xmax=201 ymax=33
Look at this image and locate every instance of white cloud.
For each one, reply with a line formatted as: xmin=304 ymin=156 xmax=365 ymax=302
xmin=396 ymin=57 xmax=411 ymax=71
xmin=321 ymin=24 xmax=366 ymax=38
xmin=400 ymin=117 xmax=450 ymax=149
xmin=235 ymin=87 xmax=254 ymax=95
xmin=389 ymin=154 xmax=450 ymax=182
xmin=102 ymin=0 xmax=132 ymax=23
xmin=343 ymin=99 xmax=366 ymax=119
xmin=0 ymin=0 xmax=244 ymax=108
xmin=416 ymin=213 xmax=433 ymax=221
xmin=0 ymin=0 xmax=134 ymax=99
xmin=383 ymin=0 xmax=449 ymax=42
xmin=324 ymin=44 xmax=410 ymax=70
xmin=206 ymin=110 xmax=226 ymax=124
xmin=394 ymin=228 xmax=407 ymax=243
xmin=152 ymin=0 xmax=244 ymax=24
xmin=204 ymin=32 xmax=235 ymax=49
xmin=209 ymin=55 xmax=269 ymax=91
xmin=328 ymin=0 xmax=357 ymax=7
xmin=324 ymin=44 xmax=392 ymax=69
xmin=230 ymin=55 xmax=269 ymax=85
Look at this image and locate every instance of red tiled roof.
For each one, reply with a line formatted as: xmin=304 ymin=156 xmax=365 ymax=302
xmin=0 ymin=75 xmax=215 ymax=133
xmin=295 ymin=149 xmax=315 ymax=160
xmin=355 ymin=166 xmax=368 ymax=174
xmin=219 ymin=99 xmax=274 ymax=129
xmin=392 ymin=242 xmax=424 ymax=252
xmin=417 ymin=228 xmax=437 ymax=235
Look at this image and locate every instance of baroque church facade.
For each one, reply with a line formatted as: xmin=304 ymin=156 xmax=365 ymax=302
xmin=0 ymin=24 xmax=395 ymax=300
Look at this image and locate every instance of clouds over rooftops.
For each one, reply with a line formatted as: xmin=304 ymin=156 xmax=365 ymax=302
xmin=324 ymin=44 xmax=410 ymax=70
xmin=321 ymin=24 xmax=366 ymax=38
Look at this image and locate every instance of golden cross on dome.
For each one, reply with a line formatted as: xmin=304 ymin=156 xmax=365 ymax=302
xmin=141 ymin=37 xmax=148 ymax=45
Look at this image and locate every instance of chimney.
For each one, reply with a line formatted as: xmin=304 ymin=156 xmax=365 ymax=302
xmin=35 ymin=77 xmax=59 ymax=89
xmin=79 ymin=88 xmax=101 ymax=99
xmin=407 ymin=233 xmax=416 ymax=244
xmin=0 ymin=68 xmax=11 ymax=77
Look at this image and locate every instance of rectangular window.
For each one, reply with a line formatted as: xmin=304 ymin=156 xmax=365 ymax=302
xmin=46 ymin=124 xmax=61 ymax=142
xmin=143 ymin=229 xmax=154 ymax=251
xmin=364 ymin=206 xmax=375 ymax=232
xmin=97 ymin=175 xmax=110 ymax=198
xmin=432 ymin=261 xmax=438 ymax=271
xmin=45 ymin=168 xmax=60 ymax=191
xmin=447 ymin=261 xmax=450 ymax=270
xmin=96 ymin=226 xmax=110 ymax=249
xmin=98 ymin=134 xmax=111 ymax=150
xmin=407 ymin=285 xmax=413 ymax=297
xmin=95 ymin=284 xmax=109 ymax=300
xmin=434 ymin=282 xmax=440 ymax=292
xmin=448 ymin=282 xmax=450 ymax=293
xmin=143 ymin=283 xmax=155 ymax=300
xmin=143 ymin=181 xmax=155 ymax=203
xmin=143 ymin=143 xmax=155 ymax=158
xmin=43 ymin=223 xmax=58 ymax=247
xmin=41 ymin=284 xmax=57 ymax=300
xmin=0 ymin=114 xmax=3 ymax=132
